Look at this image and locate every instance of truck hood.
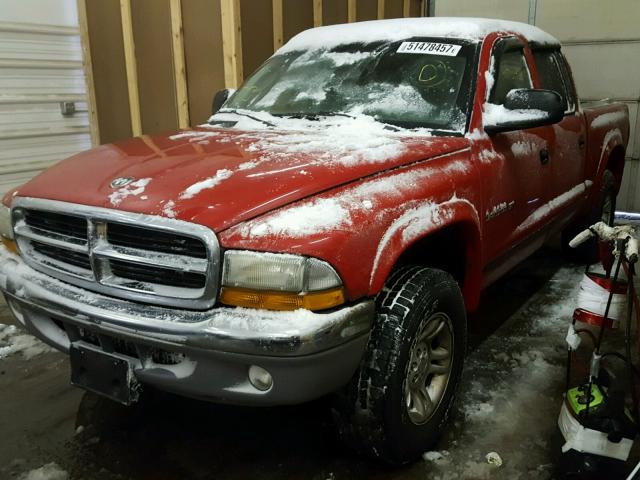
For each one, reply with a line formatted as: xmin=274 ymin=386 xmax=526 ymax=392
xmin=14 ymin=123 xmax=468 ymax=232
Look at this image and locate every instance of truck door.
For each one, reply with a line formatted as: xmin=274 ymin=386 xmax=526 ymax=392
xmin=479 ymin=37 xmax=554 ymax=282
xmin=532 ymin=49 xmax=587 ymax=225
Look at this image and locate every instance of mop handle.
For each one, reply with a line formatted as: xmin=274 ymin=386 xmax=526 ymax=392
xmin=568 ymin=228 xmax=595 ymax=248
xmin=570 ymin=222 xmax=638 ymax=263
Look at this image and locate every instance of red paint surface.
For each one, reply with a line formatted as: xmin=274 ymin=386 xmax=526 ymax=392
xmin=3 ymin=29 xmax=630 ymax=311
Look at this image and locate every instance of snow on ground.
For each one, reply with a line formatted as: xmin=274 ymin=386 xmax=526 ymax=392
xmin=423 ymin=262 xmax=583 ymax=479
xmin=18 ymin=463 xmax=68 ymax=480
xmin=0 ymin=323 xmax=55 ymax=360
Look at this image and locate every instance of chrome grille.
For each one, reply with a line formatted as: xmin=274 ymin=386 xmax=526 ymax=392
xmin=11 ymin=198 xmax=220 ymax=309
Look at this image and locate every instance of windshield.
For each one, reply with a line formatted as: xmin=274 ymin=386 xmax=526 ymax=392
xmin=223 ymin=38 xmax=478 ymax=133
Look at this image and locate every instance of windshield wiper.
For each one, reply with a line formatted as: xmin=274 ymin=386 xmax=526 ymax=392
xmin=215 ymin=109 xmax=276 ymax=127
xmin=272 ymin=112 xmax=357 ymax=121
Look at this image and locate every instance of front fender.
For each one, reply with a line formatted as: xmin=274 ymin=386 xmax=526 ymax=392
xmin=219 ymin=148 xmax=479 ymax=302
xmin=368 ymin=197 xmax=482 ymax=309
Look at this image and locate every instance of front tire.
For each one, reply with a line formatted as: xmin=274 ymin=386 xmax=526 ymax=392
xmin=333 ymin=266 xmax=467 ymax=465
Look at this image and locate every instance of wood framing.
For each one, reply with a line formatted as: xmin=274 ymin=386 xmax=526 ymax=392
xmin=313 ymin=0 xmax=322 ymax=27
xmin=220 ymin=0 xmax=243 ymax=88
xmin=169 ymin=0 xmax=190 ymax=128
xmin=119 ymin=0 xmax=142 ymax=136
xmin=272 ymin=0 xmax=284 ymax=50
xmin=348 ymin=0 xmax=356 ymax=22
xmin=377 ymin=0 xmax=385 ymax=20
xmin=403 ymin=0 xmax=410 ymax=17
xmin=76 ymin=0 xmax=100 ymax=145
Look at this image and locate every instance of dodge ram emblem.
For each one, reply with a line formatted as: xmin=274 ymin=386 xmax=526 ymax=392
xmin=110 ymin=177 xmax=134 ymax=188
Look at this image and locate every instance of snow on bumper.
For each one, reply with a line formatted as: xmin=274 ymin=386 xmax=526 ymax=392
xmin=0 ymin=247 xmax=374 ymax=404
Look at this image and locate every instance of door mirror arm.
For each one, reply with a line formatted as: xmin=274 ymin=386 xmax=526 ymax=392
xmin=211 ymin=88 xmax=235 ymax=115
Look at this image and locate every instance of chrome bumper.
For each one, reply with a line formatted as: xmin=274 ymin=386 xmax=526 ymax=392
xmin=0 ymin=246 xmax=374 ymax=405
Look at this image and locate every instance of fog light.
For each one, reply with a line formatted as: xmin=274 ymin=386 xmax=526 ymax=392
xmin=248 ymin=365 xmax=273 ymax=391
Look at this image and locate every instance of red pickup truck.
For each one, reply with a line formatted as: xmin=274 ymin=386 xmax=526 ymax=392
xmin=0 ymin=18 xmax=630 ymax=463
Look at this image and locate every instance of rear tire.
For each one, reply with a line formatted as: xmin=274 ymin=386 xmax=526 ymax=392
xmin=563 ymin=170 xmax=616 ymax=263
xmin=333 ymin=266 xmax=466 ymax=465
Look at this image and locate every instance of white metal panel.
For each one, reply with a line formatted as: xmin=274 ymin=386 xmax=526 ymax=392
xmin=0 ymin=0 xmax=78 ymax=27
xmin=0 ymin=0 xmax=91 ymax=198
xmin=561 ymin=44 xmax=640 ymax=101
xmin=434 ymin=0 xmax=530 ymax=23
xmin=536 ymin=0 xmax=640 ymax=42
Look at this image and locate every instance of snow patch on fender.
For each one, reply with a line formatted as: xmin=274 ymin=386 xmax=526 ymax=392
xmin=370 ymin=194 xmax=477 ymax=285
xmin=591 ymin=110 xmax=627 ymax=129
xmin=238 ymin=159 xmax=473 ymax=239
xmin=241 ymin=197 xmax=352 ymax=238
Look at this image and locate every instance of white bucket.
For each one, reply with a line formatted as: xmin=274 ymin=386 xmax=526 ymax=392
xmin=575 ymin=273 xmax=627 ymax=328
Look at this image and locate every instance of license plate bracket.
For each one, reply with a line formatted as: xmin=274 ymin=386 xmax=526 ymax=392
xmin=70 ymin=343 xmax=141 ymax=405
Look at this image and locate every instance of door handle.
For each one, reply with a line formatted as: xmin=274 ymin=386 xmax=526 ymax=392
xmin=539 ymin=148 xmax=550 ymax=165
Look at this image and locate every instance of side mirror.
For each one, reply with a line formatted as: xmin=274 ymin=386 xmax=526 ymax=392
xmin=484 ymin=89 xmax=564 ymax=134
xmin=211 ymin=88 xmax=235 ymax=115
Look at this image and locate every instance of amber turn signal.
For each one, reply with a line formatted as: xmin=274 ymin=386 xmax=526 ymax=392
xmin=1 ymin=237 xmax=18 ymax=255
xmin=220 ymin=287 xmax=346 ymax=311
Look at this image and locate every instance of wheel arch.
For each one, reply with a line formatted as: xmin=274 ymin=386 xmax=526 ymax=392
xmin=368 ymin=202 xmax=483 ymax=311
xmin=605 ymin=145 xmax=625 ymax=194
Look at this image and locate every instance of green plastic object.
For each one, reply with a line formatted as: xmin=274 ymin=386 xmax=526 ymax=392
xmin=567 ymin=384 xmax=605 ymax=415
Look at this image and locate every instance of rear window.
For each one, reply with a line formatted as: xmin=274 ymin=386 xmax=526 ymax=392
xmin=533 ymin=50 xmax=569 ymax=111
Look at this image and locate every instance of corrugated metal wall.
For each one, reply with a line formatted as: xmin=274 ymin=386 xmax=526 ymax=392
xmin=0 ymin=0 xmax=91 ymax=198
xmin=435 ymin=0 xmax=640 ymax=212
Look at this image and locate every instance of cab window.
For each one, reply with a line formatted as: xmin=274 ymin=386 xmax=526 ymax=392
xmin=490 ymin=48 xmax=532 ymax=104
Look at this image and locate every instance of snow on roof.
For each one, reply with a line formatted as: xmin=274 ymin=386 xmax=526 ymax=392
xmin=278 ymin=17 xmax=559 ymax=54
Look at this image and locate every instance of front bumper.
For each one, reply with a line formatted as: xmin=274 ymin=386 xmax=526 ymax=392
xmin=0 ymin=247 xmax=374 ymax=405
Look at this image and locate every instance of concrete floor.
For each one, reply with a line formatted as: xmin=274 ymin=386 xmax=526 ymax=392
xmin=0 ymin=246 xmax=638 ymax=480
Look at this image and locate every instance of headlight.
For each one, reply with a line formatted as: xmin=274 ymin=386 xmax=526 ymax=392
xmin=0 ymin=204 xmax=13 ymax=240
xmin=0 ymin=204 xmax=18 ymax=255
xmin=220 ymin=251 xmax=345 ymax=311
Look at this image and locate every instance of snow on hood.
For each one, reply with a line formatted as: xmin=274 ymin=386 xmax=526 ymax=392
xmin=278 ymin=17 xmax=559 ymax=54
xmin=206 ymin=111 xmax=433 ymax=167
xmin=14 ymin=114 xmax=468 ymax=233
